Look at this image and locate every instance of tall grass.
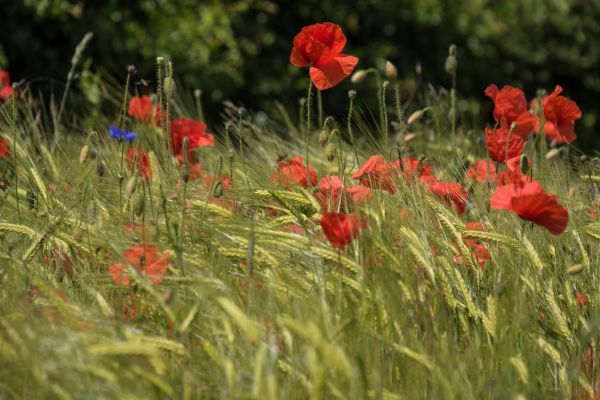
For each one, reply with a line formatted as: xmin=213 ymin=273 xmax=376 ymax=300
xmin=0 ymin=64 xmax=598 ymax=400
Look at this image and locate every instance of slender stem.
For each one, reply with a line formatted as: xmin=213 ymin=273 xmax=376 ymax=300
xmin=450 ymin=71 xmax=457 ymax=162
xmin=382 ymin=83 xmax=389 ymax=152
xmin=157 ymin=60 xmax=165 ymax=147
xmin=348 ymin=94 xmax=359 ymax=166
xmin=317 ymin=89 xmax=323 ymax=128
xmin=394 ymin=82 xmax=402 ymax=126
xmin=305 ymin=80 xmax=313 ymax=188
xmin=12 ymin=95 xmax=21 ymax=223
xmin=165 ymin=62 xmax=174 ymax=156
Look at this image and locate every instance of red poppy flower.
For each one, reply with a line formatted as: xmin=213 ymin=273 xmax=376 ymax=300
xmin=576 ymin=291 xmax=587 ymax=307
xmin=320 ymin=212 xmax=366 ymax=249
xmin=456 ymin=221 xmax=491 ymax=267
xmin=204 ymin=174 xmax=233 ymax=190
xmin=346 ymin=185 xmax=372 ymax=205
xmin=290 ymin=22 xmax=359 ymax=90
xmin=485 ymin=84 xmax=536 ymax=138
xmin=392 ymin=157 xmax=435 ymax=183
xmin=108 ymin=244 xmax=170 ymax=286
xmin=0 ymin=137 xmax=10 ymax=158
xmin=170 ymin=118 xmax=214 ymax=160
xmin=126 ymin=147 xmax=152 ymax=180
xmin=128 ymin=95 xmax=164 ymax=126
xmin=0 ymin=70 xmax=14 ymax=101
xmin=485 ymin=126 xmax=525 ymax=163
xmin=495 ymin=156 xmax=534 ymax=185
xmin=425 ymin=180 xmax=469 ymax=216
xmin=537 ymin=86 xmax=582 ymax=144
xmin=352 ymin=155 xmax=397 ymax=193
xmin=315 ymin=175 xmax=344 ymax=210
xmin=490 ymin=181 xmax=569 ymax=235
xmin=271 ymin=156 xmax=317 ymax=188
xmin=468 ymin=160 xmax=497 ymax=184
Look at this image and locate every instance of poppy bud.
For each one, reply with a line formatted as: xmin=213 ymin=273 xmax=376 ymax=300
xmin=299 ymin=97 xmax=306 ymax=106
xmin=79 ymin=144 xmax=89 ymax=164
xmin=415 ymin=62 xmax=422 ymax=76
xmin=404 ymin=133 xmax=416 ymax=142
xmin=181 ymin=164 xmax=190 ymax=183
xmin=156 ymin=56 xmax=165 ymax=65
xmin=348 ymin=90 xmax=357 ymax=100
xmin=385 ymin=61 xmax=398 ymax=81
xmin=449 ymin=44 xmax=457 ymax=56
xmin=96 ymin=161 xmax=106 ymax=177
xmin=520 ymin=154 xmax=529 ymax=174
xmin=545 ymin=148 xmax=560 ymax=160
xmin=213 ymin=181 xmax=224 ymax=198
xmin=351 ymin=70 xmax=368 ymax=84
xmin=194 ymin=89 xmax=202 ymax=99
xmin=326 ymin=143 xmax=337 ymax=162
xmin=382 ymin=80 xmax=390 ymax=89
xmin=319 ymin=130 xmax=329 ymax=147
xmin=163 ymin=77 xmax=176 ymax=96
xmin=126 ymin=65 xmax=137 ymax=76
xmin=444 ymin=55 xmax=457 ymax=75
xmin=510 ymin=121 xmax=518 ymax=132
xmin=407 ymin=109 xmax=425 ymax=125
xmin=567 ymin=264 xmax=584 ymax=275
xmin=132 ymin=192 xmax=145 ymax=216
xmin=125 ymin=176 xmax=138 ymax=198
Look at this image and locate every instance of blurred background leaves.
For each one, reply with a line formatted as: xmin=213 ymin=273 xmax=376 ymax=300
xmin=1 ymin=0 xmax=599 ymax=149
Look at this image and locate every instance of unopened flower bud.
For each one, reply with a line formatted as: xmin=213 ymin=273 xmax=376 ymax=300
xmin=444 ymin=55 xmax=457 ymax=75
xmin=125 ymin=176 xmax=138 ymax=197
xmin=163 ymin=77 xmax=176 ymax=95
xmin=448 ymin=44 xmax=457 ymax=56
xmin=325 ymin=143 xmax=336 ymax=162
xmin=96 ymin=161 xmax=106 ymax=177
xmin=567 ymin=264 xmax=584 ymax=275
xmin=382 ymin=80 xmax=390 ymax=89
xmin=351 ymin=69 xmax=368 ymax=84
xmin=156 ymin=57 xmax=164 ymax=65
xmin=132 ymin=192 xmax=145 ymax=216
xmin=194 ymin=89 xmax=202 ymax=99
xmin=213 ymin=181 xmax=224 ymax=198
xmin=385 ymin=61 xmax=398 ymax=81
xmin=510 ymin=121 xmax=518 ymax=132
xmin=126 ymin=65 xmax=137 ymax=76
xmin=348 ymin=90 xmax=357 ymax=100
xmin=407 ymin=109 xmax=425 ymax=125
xmin=319 ymin=130 xmax=329 ymax=147
xmin=520 ymin=154 xmax=529 ymax=174
xmin=545 ymin=148 xmax=560 ymax=160
xmin=79 ymin=144 xmax=89 ymax=164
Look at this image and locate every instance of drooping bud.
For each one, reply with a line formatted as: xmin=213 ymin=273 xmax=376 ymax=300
xmin=519 ymin=154 xmax=529 ymax=174
xmin=567 ymin=264 xmax=584 ymax=275
xmin=325 ymin=143 xmax=336 ymax=162
xmin=132 ymin=192 xmax=145 ymax=216
xmin=323 ymin=116 xmax=335 ymax=128
xmin=348 ymin=90 xmax=357 ymax=100
xmin=545 ymin=148 xmax=560 ymax=160
xmin=125 ymin=176 xmax=138 ymax=197
xmin=385 ymin=61 xmax=398 ymax=81
xmin=351 ymin=70 xmax=368 ymax=84
xmin=407 ymin=109 xmax=425 ymax=125
xmin=213 ymin=181 xmax=224 ymax=198
xmin=444 ymin=44 xmax=457 ymax=75
xmin=79 ymin=144 xmax=89 ymax=164
xmin=319 ymin=130 xmax=329 ymax=147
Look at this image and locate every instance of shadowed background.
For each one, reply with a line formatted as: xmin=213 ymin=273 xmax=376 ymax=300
xmin=1 ymin=0 xmax=598 ymax=151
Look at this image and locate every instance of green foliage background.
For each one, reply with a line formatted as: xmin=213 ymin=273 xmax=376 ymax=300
xmin=1 ymin=0 xmax=599 ymax=149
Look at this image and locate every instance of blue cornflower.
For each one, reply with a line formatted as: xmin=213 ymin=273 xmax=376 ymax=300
xmin=109 ymin=125 xmax=137 ymax=142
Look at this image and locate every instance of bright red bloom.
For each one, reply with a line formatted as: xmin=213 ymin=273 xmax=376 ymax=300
xmin=425 ymin=180 xmax=469 ymax=216
xmin=126 ymin=147 xmax=152 ymax=180
xmin=108 ymin=244 xmax=170 ymax=286
xmin=485 ymin=84 xmax=536 ymax=138
xmin=290 ymin=22 xmax=359 ymax=90
xmin=456 ymin=221 xmax=491 ymax=268
xmin=315 ymin=175 xmax=344 ymax=210
xmin=490 ymin=181 xmax=569 ymax=235
xmin=0 ymin=137 xmax=10 ymax=158
xmin=485 ymin=126 xmax=525 ymax=163
xmin=538 ymin=86 xmax=582 ymax=144
xmin=128 ymin=95 xmax=164 ymax=126
xmin=0 ymin=70 xmax=14 ymax=101
xmin=170 ymin=118 xmax=215 ymax=160
xmin=320 ymin=212 xmax=365 ymax=249
xmin=392 ymin=157 xmax=435 ymax=183
xmin=271 ymin=156 xmax=317 ymax=188
xmin=576 ymin=291 xmax=587 ymax=307
xmin=496 ymin=156 xmax=534 ymax=185
xmin=468 ymin=160 xmax=497 ymax=184
xmin=352 ymin=155 xmax=397 ymax=193
xmin=346 ymin=185 xmax=372 ymax=205
xmin=204 ymin=174 xmax=233 ymax=190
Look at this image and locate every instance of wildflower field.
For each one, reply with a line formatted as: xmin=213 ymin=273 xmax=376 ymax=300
xmin=0 ymin=22 xmax=599 ymax=399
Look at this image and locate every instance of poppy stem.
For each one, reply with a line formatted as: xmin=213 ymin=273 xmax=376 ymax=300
xmin=347 ymin=90 xmax=359 ymax=166
xmin=306 ymin=80 xmax=313 ymax=188
xmin=382 ymin=81 xmax=389 ymax=153
xmin=317 ymin=89 xmax=323 ymax=128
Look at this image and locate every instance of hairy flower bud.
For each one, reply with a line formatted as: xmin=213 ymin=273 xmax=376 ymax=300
xmin=407 ymin=109 xmax=425 ymax=125
xmin=545 ymin=148 xmax=560 ymax=160
xmin=132 ymin=192 xmax=145 ymax=216
xmin=163 ymin=77 xmax=176 ymax=96
xmin=351 ymin=69 xmax=368 ymax=84
xmin=319 ymin=130 xmax=329 ymax=147
xmin=325 ymin=143 xmax=336 ymax=162
xmin=79 ymin=144 xmax=89 ymax=164
xmin=125 ymin=176 xmax=138 ymax=197
xmin=520 ymin=154 xmax=529 ymax=174
xmin=213 ymin=181 xmax=224 ymax=198
xmin=385 ymin=61 xmax=398 ymax=81
xmin=348 ymin=90 xmax=357 ymax=100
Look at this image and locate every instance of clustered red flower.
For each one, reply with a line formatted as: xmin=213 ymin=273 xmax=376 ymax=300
xmin=126 ymin=147 xmax=152 ymax=180
xmin=271 ymin=156 xmax=317 ymax=189
xmin=320 ymin=212 xmax=366 ymax=249
xmin=128 ymin=95 xmax=164 ymax=126
xmin=0 ymin=69 xmax=14 ymax=101
xmin=108 ymin=244 xmax=170 ymax=286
